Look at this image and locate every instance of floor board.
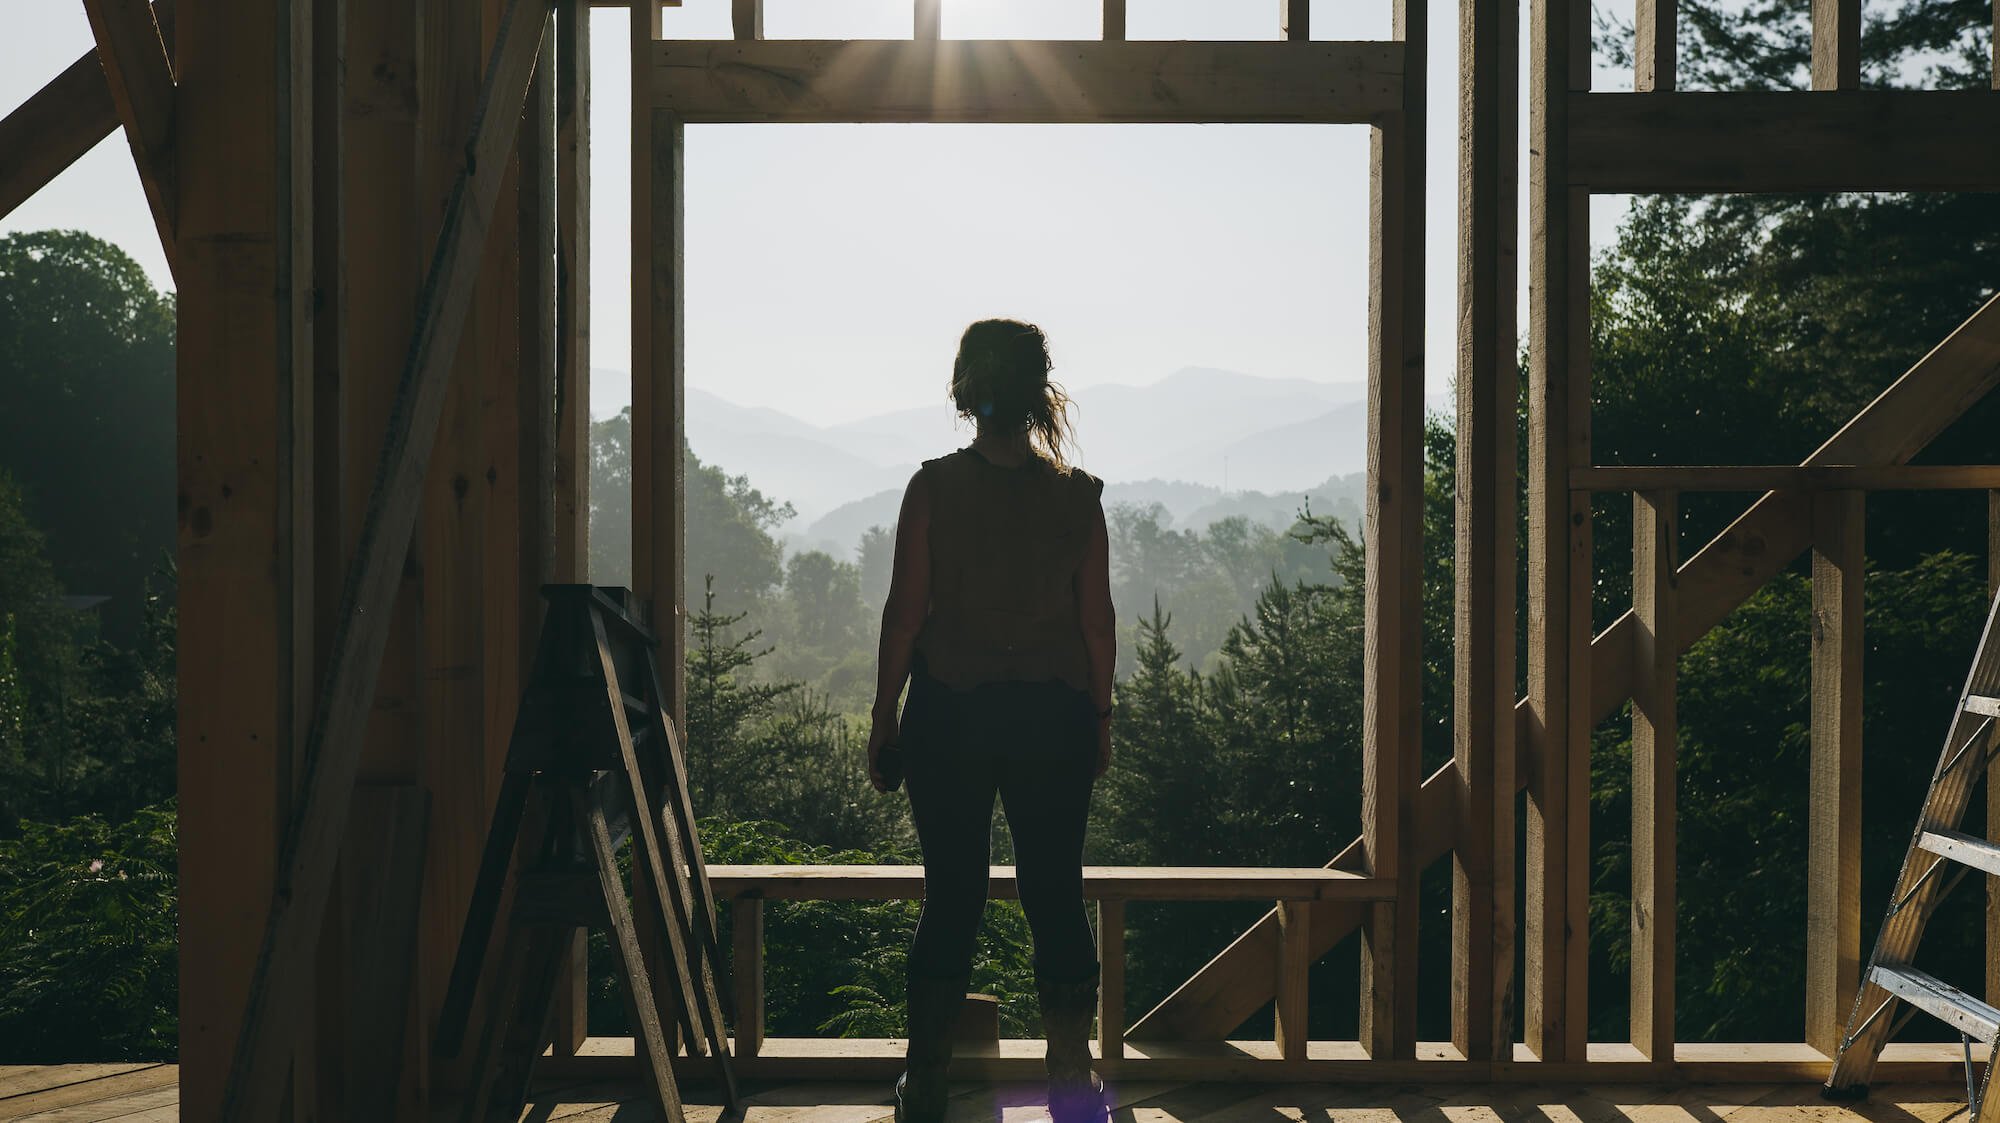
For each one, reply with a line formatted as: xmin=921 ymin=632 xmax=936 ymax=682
xmin=0 ymin=1065 xmax=1976 ymax=1123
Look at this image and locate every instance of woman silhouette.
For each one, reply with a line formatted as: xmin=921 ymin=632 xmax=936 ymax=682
xmin=866 ymin=319 xmax=1116 ymax=1123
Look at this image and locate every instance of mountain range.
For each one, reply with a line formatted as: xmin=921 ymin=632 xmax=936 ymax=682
xmin=597 ymin=365 xmax=1409 ymax=557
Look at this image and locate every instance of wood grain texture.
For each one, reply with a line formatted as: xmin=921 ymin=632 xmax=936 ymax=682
xmin=731 ymin=899 xmax=764 ymax=1058
xmin=1806 ymin=491 xmax=1863 ymax=1056
xmin=1453 ymin=0 xmax=1519 ymax=1064
xmin=1631 ymin=491 xmax=1677 ymax=1062
xmin=1634 ymin=0 xmax=1674 ymax=90
xmin=1568 ymin=90 xmax=2000 ymax=191
xmin=1274 ymin=902 xmax=1311 ymax=1062
xmin=1811 ymin=0 xmax=1861 ymax=89
xmin=214 ymin=3 xmax=552 ymax=1117
xmin=647 ymin=40 xmax=1404 ymax=124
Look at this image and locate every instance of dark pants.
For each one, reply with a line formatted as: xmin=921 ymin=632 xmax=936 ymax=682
xmin=901 ymin=670 xmax=1100 ymax=985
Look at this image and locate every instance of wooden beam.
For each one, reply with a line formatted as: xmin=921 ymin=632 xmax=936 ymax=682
xmin=731 ymin=899 xmax=764 ymax=1058
xmin=914 ymin=0 xmax=940 ymax=40
xmin=1103 ymin=0 xmax=1126 ymax=41
xmin=1098 ymin=900 xmax=1125 ymax=1066
xmin=648 ymin=40 xmax=1406 ymax=124
xmin=1990 ymin=491 xmax=2000 ymax=1011
xmin=1568 ymin=90 xmax=2000 ymax=192
xmin=1635 ymin=0 xmax=1675 ymax=91
xmin=1452 ymin=0 xmax=1519 ymax=1065
xmin=1631 ymin=490 xmax=1677 ymax=1062
xmin=1523 ymin=0 xmax=1593 ymax=1063
xmin=1805 ymin=491 xmax=1864 ymax=1057
xmin=1811 ymin=0 xmax=1861 ymax=90
xmin=0 ymin=0 xmax=175 ymax=222
xmin=215 ymin=3 xmax=553 ymax=1119
xmin=1275 ymin=902 xmax=1311 ymax=1063
xmin=1359 ymin=0 xmax=1425 ymax=1064
xmin=80 ymin=0 xmax=179 ymax=273
xmin=1573 ymin=465 xmax=2000 ymax=492
xmin=707 ymin=865 xmax=1390 ymax=900
xmin=1283 ymin=0 xmax=1310 ymax=41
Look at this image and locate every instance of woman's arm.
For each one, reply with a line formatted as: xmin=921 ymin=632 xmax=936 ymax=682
xmin=866 ymin=469 xmax=932 ymax=790
xmin=1077 ymin=496 xmax=1117 ymax=777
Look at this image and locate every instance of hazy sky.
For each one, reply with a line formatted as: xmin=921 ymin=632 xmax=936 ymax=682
xmin=3 ymin=0 xmax=1631 ymax=426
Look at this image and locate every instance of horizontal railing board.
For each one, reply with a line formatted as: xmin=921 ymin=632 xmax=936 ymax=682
xmin=536 ymin=1037 xmax=1985 ymax=1085
xmin=1571 ymin=465 xmax=2000 ymax=493
xmin=706 ymin=864 xmax=1391 ymax=902
xmin=649 ymin=39 xmax=1405 ymax=123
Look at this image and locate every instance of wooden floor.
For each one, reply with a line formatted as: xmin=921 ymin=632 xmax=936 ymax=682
xmin=0 ymin=1065 xmax=1980 ymax=1123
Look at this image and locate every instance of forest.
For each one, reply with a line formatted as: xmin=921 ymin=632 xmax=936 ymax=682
xmin=2 ymin=0 xmax=1999 ymax=1062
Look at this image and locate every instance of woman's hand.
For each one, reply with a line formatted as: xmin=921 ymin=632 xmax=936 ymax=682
xmin=1095 ymin=714 xmax=1112 ymax=779
xmin=867 ymin=708 xmax=900 ymax=793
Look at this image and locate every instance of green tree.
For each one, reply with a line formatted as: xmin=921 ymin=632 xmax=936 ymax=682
xmin=0 ymin=232 xmax=175 ymax=644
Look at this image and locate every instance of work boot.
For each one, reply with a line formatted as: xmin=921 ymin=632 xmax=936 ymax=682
xmin=896 ymin=974 xmax=968 ymax=1123
xmin=1037 ymin=972 xmax=1109 ymax=1123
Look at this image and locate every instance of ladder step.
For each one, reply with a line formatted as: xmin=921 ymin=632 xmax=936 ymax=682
xmin=1869 ymin=964 xmax=2000 ymax=1041
xmin=1917 ymin=829 xmax=2000 ymax=877
xmin=1965 ymin=695 xmax=2000 ymax=717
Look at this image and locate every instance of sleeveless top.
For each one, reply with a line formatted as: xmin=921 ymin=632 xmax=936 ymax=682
xmin=912 ymin=448 xmax=1104 ymax=694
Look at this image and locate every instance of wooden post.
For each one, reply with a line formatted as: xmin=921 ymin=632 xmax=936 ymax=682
xmin=550 ymin=0 xmax=593 ymax=1056
xmin=174 ymin=0 xmax=311 ymax=1111
xmin=1636 ymin=0 xmax=1675 ymax=91
xmin=1098 ymin=900 xmax=1125 ymax=1065
xmin=1525 ymin=0 xmax=1593 ymax=1063
xmin=1988 ymin=491 xmax=1999 ymax=1008
xmin=1452 ymin=0 xmax=1520 ymax=1065
xmin=1811 ymin=0 xmax=1861 ymax=90
xmin=731 ymin=0 xmax=762 ymax=40
xmin=1631 ymin=489 xmax=1677 ymax=1062
xmin=915 ymin=0 xmax=941 ymax=40
xmin=1359 ymin=0 xmax=1425 ymax=1063
xmin=1806 ymin=490 xmax=1864 ymax=1057
xmin=731 ymin=899 xmax=764 ymax=1058
xmin=1282 ymin=0 xmax=1309 ymax=40
xmin=1275 ymin=901 xmax=1311 ymax=1062
xmin=1102 ymin=0 xmax=1126 ymax=41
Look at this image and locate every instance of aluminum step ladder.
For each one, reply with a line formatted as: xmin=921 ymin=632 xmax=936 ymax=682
xmin=1825 ymin=587 xmax=2000 ymax=1122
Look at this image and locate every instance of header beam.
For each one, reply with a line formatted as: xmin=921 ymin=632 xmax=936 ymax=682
xmin=649 ymin=39 xmax=1404 ymax=124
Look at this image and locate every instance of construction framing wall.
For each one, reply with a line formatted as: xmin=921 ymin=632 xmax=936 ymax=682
xmin=2 ymin=0 xmax=1999 ymax=1115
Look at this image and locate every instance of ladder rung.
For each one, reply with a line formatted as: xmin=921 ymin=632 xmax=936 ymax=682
xmin=1869 ymin=964 xmax=2000 ymax=1041
xmin=1965 ymin=695 xmax=2000 ymax=718
xmin=1917 ymin=829 xmax=2000 ymax=878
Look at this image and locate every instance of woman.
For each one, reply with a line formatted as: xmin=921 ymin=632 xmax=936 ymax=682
xmin=866 ymin=319 xmax=1117 ymax=1123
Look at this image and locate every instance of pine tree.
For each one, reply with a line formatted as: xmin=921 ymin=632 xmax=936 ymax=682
xmin=685 ymin=576 xmax=793 ymax=818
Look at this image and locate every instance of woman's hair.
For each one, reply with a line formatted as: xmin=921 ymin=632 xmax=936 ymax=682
xmin=949 ymin=318 xmax=1075 ymax=469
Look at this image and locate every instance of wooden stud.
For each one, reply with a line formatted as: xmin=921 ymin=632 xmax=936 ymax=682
xmin=214 ymin=3 xmax=552 ymax=1118
xmin=1282 ymin=0 xmax=1310 ymax=41
xmin=732 ymin=899 xmax=764 ymax=1058
xmin=646 ymin=40 xmax=1404 ymax=125
xmin=1631 ymin=490 xmax=1677 ymax=1062
xmin=81 ymin=0 xmax=179 ymax=274
xmin=0 ymin=0 xmax=175 ymax=222
xmin=1811 ymin=0 xmax=1862 ymax=90
xmin=1524 ymin=0 xmax=1593 ymax=1064
xmin=172 ymin=0 xmax=304 ymax=1112
xmin=1988 ymin=490 xmax=1999 ymax=1010
xmin=1635 ymin=0 xmax=1675 ymax=91
xmin=1806 ymin=491 xmax=1864 ymax=1057
xmin=731 ymin=0 xmax=762 ymax=40
xmin=1097 ymin=900 xmax=1125 ymax=1065
xmin=1359 ymin=0 xmax=1425 ymax=1064
xmin=1567 ymin=91 xmax=2000 ymax=193
xmin=1102 ymin=0 xmax=1126 ymax=41
xmin=1275 ymin=901 xmax=1311 ymax=1062
xmin=1453 ymin=0 xmax=1520 ymax=1066
xmin=915 ymin=0 xmax=941 ymax=41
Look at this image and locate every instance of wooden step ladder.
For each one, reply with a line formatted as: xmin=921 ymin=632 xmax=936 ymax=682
xmin=432 ymin=585 xmax=740 ymax=1123
xmin=1825 ymin=587 xmax=2000 ymax=1122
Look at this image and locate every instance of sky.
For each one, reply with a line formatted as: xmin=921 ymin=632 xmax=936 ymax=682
xmin=2 ymin=0 xmax=1633 ymax=426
